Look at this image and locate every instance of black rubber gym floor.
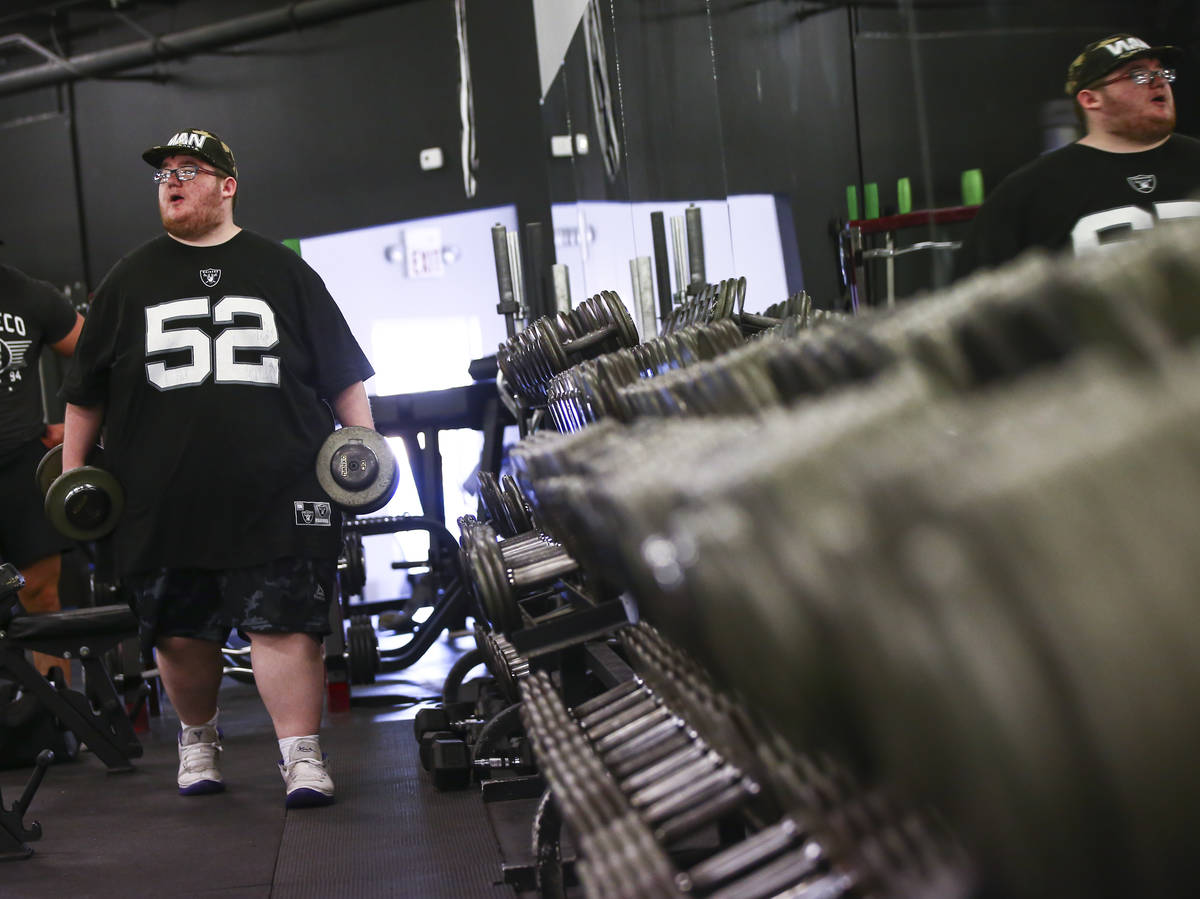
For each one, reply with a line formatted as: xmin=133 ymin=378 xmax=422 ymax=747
xmin=0 ymin=635 xmax=516 ymax=898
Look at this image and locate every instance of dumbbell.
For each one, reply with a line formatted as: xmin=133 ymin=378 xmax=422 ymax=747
xmin=582 ymin=694 xmax=665 ymax=743
xmin=499 ymin=293 xmax=639 ymax=400
xmin=571 ymin=677 xmax=646 ymax=719
xmin=461 ymin=517 xmax=564 ymax=568
xmin=314 ymin=426 xmax=399 ymax=513
xmin=413 ymin=704 xmax=483 ymax=743
xmin=463 ymin=521 xmax=579 ymax=633
xmin=476 ymin=470 xmax=514 ymax=536
xmin=36 ymin=444 xmax=124 ymax=542
xmin=624 ymin=746 xmax=721 ymax=807
xmin=648 ymin=767 xmax=761 ymax=845
xmin=477 ymin=471 xmax=534 ymax=537
xmin=424 ymin=734 xmax=471 ymax=790
xmin=424 ymin=730 xmax=535 ymax=791
xmin=676 ymin=817 xmax=806 ymax=895
xmin=601 ymin=715 xmax=693 ymax=769
xmin=589 ymin=701 xmax=674 ymax=753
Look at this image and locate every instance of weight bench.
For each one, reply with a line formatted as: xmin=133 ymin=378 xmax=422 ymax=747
xmin=0 ymin=563 xmax=142 ymax=773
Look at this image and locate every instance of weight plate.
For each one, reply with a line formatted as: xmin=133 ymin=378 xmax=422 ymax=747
xmin=471 ymin=528 xmax=522 ymax=634
xmin=35 ymin=443 xmax=104 ymax=498
xmin=602 ymin=291 xmax=640 ymax=348
xmin=346 ymin=617 xmax=379 ymax=685
xmin=316 ymin=427 xmax=399 ymax=513
xmin=35 ymin=444 xmax=63 ymax=497
xmin=477 ymin=470 xmax=512 ymax=534
xmin=338 ymin=532 xmax=367 ymax=598
xmin=539 ymin=320 xmax=570 ymax=374
xmin=43 ymin=466 xmax=124 ymax=541
xmin=501 ymin=475 xmax=533 ymax=535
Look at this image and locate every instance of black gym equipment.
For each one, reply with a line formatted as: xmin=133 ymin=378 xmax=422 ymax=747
xmin=328 ymin=515 xmax=473 ymax=693
xmin=0 ymin=749 xmax=52 ymax=861
xmin=0 ymin=562 xmax=143 ymax=773
xmin=321 ymin=381 xmax=517 ymax=701
xmin=369 ymin=379 xmax=516 ymax=525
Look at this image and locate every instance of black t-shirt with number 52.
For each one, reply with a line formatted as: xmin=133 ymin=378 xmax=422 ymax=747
xmin=955 ymin=133 xmax=1200 ymax=279
xmin=60 ymin=230 xmax=375 ymax=577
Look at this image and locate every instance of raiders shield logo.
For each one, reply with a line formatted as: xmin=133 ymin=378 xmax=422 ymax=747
xmin=294 ymin=501 xmax=333 ymax=527
xmin=1127 ymin=174 xmax=1156 ymax=194
xmin=200 ymin=268 xmax=222 ymax=287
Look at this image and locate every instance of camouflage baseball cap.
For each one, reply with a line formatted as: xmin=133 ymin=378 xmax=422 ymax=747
xmin=142 ymin=128 xmax=238 ymax=178
xmin=1065 ymin=34 xmax=1182 ymax=95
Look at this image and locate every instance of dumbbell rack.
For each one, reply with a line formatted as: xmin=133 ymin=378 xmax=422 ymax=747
xmin=413 ymin=581 xmax=634 ymax=799
xmin=838 ymin=205 xmax=978 ymax=310
xmin=484 ymin=619 xmax=972 ymax=898
xmin=428 ymin=465 xmax=966 ymax=897
xmin=423 ymin=318 xmax=990 ymax=897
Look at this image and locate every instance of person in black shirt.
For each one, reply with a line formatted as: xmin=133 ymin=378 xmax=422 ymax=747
xmin=0 ymin=263 xmax=83 ymax=682
xmin=60 ymin=128 xmax=376 ymax=808
xmin=956 ymin=34 xmax=1200 ymax=278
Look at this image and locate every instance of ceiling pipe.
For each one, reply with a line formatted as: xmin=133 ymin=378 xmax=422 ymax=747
xmin=0 ymin=0 xmax=406 ymax=98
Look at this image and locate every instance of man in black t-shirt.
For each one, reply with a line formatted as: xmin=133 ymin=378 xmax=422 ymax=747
xmin=0 ymin=263 xmax=83 ymax=682
xmin=956 ymin=34 xmax=1200 ymax=278
xmin=60 ymin=128 xmax=376 ymax=808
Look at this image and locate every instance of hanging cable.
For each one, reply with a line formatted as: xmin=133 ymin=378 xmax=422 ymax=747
xmin=454 ymin=0 xmax=477 ymax=198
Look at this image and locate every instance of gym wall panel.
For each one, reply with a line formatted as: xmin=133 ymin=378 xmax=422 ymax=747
xmin=0 ymin=0 xmax=549 ymax=305
xmin=708 ymin=4 xmax=861 ymax=311
xmin=1 ymin=0 xmax=1195 ymax=311
xmin=0 ymin=93 xmax=87 ymax=289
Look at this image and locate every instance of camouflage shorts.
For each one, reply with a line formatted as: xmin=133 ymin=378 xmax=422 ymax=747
xmin=124 ymin=556 xmax=336 ymax=652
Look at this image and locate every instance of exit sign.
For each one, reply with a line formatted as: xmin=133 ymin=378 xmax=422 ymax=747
xmin=405 ymin=226 xmax=444 ymax=278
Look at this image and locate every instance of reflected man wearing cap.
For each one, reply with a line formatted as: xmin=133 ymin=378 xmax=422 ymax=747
xmin=956 ymin=34 xmax=1200 ymax=278
xmin=58 ymin=128 xmax=377 ymax=808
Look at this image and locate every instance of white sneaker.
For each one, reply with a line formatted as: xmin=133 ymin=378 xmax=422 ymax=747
xmin=279 ymin=738 xmax=335 ymax=808
xmin=178 ymin=725 xmax=224 ymax=796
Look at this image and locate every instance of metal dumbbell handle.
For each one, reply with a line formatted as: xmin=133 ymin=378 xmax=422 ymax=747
xmin=593 ymin=705 xmax=674 ymax=754
xmin=655 ymin=778 xmax=762 ymax=846
xmin=739 ymin=311 xmax=782 ymax=330
xmin=506 ymin=550 xmax=578 ymax=589
xmin=680 ymin=817 xmax=804 ymax=894
xmin=583 ymin=696 xmax=661 ymax=741
xmin=684 ymin=840 xmax=830 ymax=899
xmin=572 ymin=677 xmax=645 ymax=719
xmin=629 ymin=750 xmax=723 ymax=809
xmin=496 ymin=530 xmax=547 ymax=551
xmin=577 ymin=685 xmax=653 ymax=730
xmin=560 ymin=325 xmax=620 ymax=357
xmin=619 ymin=742 xmax=708 ymax=795
xmin=642 ymin=763 xmax=742 ymax=824
xmin=603 ymin=719 xmax=692 ymax=769
xmin=501 ymin=535 xmax=566 ymax=567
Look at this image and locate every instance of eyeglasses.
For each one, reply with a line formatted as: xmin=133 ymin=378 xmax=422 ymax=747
xmin=1091 ymin=67 xmax=1176 ymax=89
xmin=152 ymin=164 xmax=223 ymax=184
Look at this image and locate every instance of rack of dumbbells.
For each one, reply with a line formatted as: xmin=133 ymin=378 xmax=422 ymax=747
xmin=413 ymin=292 xmax=645 ymax=802
xmin=421 ymin=225 xmax=1200 ymax=899
xmin=658 ymin=276 xmax=845 ymax=338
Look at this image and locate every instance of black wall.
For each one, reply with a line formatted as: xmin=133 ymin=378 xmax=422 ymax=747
xmin=0 ymin=0 xmax=549 ymax=294
xmin=1 ymin=0 xmax=1197 ymax=311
